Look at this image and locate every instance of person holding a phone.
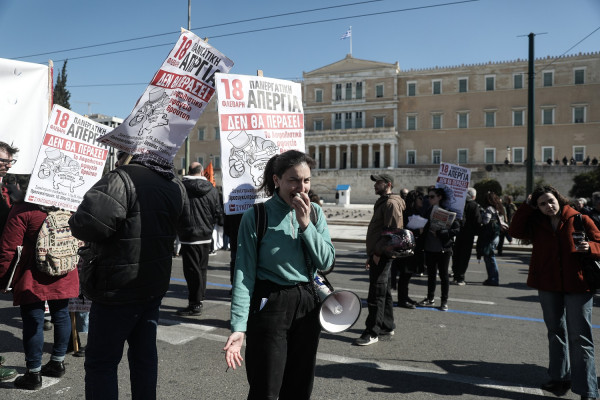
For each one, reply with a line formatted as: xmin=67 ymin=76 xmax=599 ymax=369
xmin=509 ymin=185 xmax=600 ymax=400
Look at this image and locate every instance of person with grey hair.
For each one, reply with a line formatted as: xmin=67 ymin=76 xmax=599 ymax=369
xmin=451 ymin=187 xmax=481 ymax=285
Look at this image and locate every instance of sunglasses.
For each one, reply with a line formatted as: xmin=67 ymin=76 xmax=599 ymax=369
xmin=0 ymin=158 xmax=16 ymax=165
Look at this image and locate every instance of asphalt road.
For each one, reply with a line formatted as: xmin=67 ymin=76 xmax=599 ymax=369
xmin=1 ymin=243 xmax=599 ymax=399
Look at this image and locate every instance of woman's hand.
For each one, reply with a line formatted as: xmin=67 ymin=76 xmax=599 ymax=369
xmin=292 ymin=192 xmax=310 ymax=230
xmin=576 ymin=241 xmax=591 ymax=253
xmin=224 ymin=331 xmax=245 ymax=370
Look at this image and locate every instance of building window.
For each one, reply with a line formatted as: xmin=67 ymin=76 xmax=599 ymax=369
xmin=543 ymin=71 xmax=553 ymax=87
xmin=574 ymin=146 xmax=585 ymax=162
xmin=432 ymin=80 xmax=442 ymax=95
xmin=345 ymin=112 xmax=352 ymax=128
xmin=542 ymin=108 xmax=554 ymax=125
xmin=197 ymin=128 xmax=205 ymax=141
xmin=376 ymin=84 xmax=384 ymax=98
xmin=181 ymin=158 xmax=186 ymax=169
xmin=485 ymin=111 xmax=495 ymax=127
xmin=214 ymin=156 xmax=221 ymax=169
xmin=215 ymin=127 xmax=220 ymax=140
xmin=374 ymin=116 xmax=385 ymax=128
xmin=484 ymin=148 xmax=496 ymax=164
xmin=334 ymin=113 xmax=342 ymax=129
xmin=513 ymin=147 xmax=524 ymax=163
xmin=514 ymin=73 xmax=524 ymax=89
xmin=345 ymin=83 xmax=352 ymax=100
xmin=197 ymin=156 xmax=204 ymax=166
xmin=458 ymin=78 xmax=468 ymax=93
xmin=574 ymin=68 xmax=585 ymax=85
xmin=458 ymin=149 xmax=468 ymax=164
xmin=407 ymin=115 xmax=417 ymax=130
xmin=432 ymin=114 xmax=442 ymax=129
xmin=432 ymin=150 xmax=442 ymax=164
xmin=542 ymin=146 xmax=554 ymax=163
xmin=315 ymin=89 xmax=323 ymax=103
xmin=407 ymin=81 xmax=416 ymax=96
xmin=485 ymin=75 xmax=495 ymax=91
xmin=356 ymin=82 xmax=363 ymax=99
xmin=407 ymin=150 xmax=416 ymax=165
xmin=355 ymin=112 xmax=363 ymax=128
xmin=335 ymin=84 xmax=342 ymax=100
xmin=513 ymin=110 xmax=524 ymax=126
xmin=314 ymin=120 xmax=323 ymax=131
xmin=458 ymin=113 xmax=468 ymax=129
xmin=573 ymin=106 xmax=585 ymax=123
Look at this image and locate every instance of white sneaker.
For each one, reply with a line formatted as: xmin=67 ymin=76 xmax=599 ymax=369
xmin=354 ymin=332 xmax=378 ymax=346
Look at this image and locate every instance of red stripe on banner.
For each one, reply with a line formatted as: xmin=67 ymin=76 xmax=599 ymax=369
xmin=151 ymin=69 xmax=214 ymax=102
xmin=43 ymin=134 xmax=107 ymax=160
xmin=220 ymin=113 xmax=304 ymax=131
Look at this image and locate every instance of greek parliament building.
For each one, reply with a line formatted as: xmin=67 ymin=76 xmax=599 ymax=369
xmin=175 ymin=52 xmax=599 ymax=203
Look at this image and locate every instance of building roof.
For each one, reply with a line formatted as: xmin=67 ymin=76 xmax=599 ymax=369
xmin=303 ymin=54 xmax=399 ymax=77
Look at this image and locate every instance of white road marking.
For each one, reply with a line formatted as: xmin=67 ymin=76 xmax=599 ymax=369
xmin=158 ymin=318 xmax=218 ymax=345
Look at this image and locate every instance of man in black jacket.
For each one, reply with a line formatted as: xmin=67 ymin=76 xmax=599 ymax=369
xmin=451 ymin=187 xmax=482 ymax=285
xmin=69 ymin=153 xmax=188 ymax=399
xmin=176 ymin=162 xmax=222 ymax=316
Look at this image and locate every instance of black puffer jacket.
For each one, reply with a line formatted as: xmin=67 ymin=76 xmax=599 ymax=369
xmin=177 ymin=176 xmax=222 ymax=242
xmin=69 ymin=164 xmax=187 ymax=305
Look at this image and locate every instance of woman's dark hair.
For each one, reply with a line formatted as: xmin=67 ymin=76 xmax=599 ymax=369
xmin=405 ymin=190 xmax=423 ymax=213
xmin=258 ymin=150 xmax=316 ymax=196
xmin=483 ymin=191 xmax=506 ymax=218
xmin=428 ymin=187 xmax=447 ymax=203
xmin=530 ymin=185 xmax=570 ymax=212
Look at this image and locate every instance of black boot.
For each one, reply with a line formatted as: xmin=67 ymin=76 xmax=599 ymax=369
xmin=14 ymin=371 xmax=42 ymax=390
xmin=41 ymin=360 xmax=65 ymax=378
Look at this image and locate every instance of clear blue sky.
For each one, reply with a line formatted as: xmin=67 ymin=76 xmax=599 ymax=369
xmin=1 ymin=0 xmax=599 ymax=118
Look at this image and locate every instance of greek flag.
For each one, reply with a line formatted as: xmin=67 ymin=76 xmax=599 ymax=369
xmin=340 ymin=28 xmax=351 ymax=40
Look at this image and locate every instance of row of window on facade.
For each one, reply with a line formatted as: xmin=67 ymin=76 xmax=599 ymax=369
xmin=317 ymin=68 xmax=587 ymax=102
xmin=405 ymin=145 xmax=588 ymax=166
xmin=312 ymin=105 xmax=586 ymax=131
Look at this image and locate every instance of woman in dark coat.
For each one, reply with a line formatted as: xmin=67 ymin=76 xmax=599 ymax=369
xmin=0 ymin=202 xmax=79 ymax=390
xmin=509 ymin=185 xmax=600 ymax=399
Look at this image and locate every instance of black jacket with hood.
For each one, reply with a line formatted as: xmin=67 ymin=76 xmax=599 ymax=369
xmin=177 ymin=175 xmax=222 ymax=242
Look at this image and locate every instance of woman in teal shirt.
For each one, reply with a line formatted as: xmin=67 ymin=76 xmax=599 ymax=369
xmin=224 ymin=150 xmax=335 ymax=400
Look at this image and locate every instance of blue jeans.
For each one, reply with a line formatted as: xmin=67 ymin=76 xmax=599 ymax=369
xmin=483 ymin=254 xmax=499 ymax=284
xmin=20 ymin=299 xmax=70 ymax=370
xmin=85 ymin=297 xmax=162 ymax=400
xmin=538 ymin=290 xmax=599 ymax=398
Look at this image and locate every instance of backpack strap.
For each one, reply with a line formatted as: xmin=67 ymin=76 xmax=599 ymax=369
xmin=253 ymin=202 xmax=267 ymax=254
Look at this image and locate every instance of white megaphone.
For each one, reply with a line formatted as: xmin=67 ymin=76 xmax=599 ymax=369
xmin=313 ymin=273 xmax=361 ymax=333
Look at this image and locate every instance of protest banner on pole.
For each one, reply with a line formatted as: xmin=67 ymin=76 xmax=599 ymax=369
xmin=97 ymin=29 xmax=233 ymax=164
xmin=25 ymin=105 xmax=109 ymax=212
xmin=435 ymin=162 xmax=470 ymax=220
xmin=215 ymin=73 xmax=305 ymax=215
xmin=0 ymin=58 xmax=51 ymax=174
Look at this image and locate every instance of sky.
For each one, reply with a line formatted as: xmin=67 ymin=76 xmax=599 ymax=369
xmin=1 ymin=0 xmax=599 ymax=119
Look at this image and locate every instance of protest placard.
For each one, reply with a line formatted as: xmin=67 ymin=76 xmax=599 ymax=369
xmin=215 ymin=73 xmax=305 ymax=215
xmin=0 ymin=58 xmax=51 ymax=174
xmin=24 ymin=105 xmax=109 ymax=212
xmin=435 ymin=162 xmax=470 ymax=220
xmin=97 ymin=29 xmax=233 ymax=163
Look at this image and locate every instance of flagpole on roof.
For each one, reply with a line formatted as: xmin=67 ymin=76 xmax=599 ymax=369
xmin=349 ymin=26 xmax=352 ymax=56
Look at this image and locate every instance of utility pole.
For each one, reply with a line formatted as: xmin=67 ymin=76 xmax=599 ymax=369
xmin=184 ymin=0 xmax=191 ymax=175
xmin=526 ymin=33 xmax=535 ymax=196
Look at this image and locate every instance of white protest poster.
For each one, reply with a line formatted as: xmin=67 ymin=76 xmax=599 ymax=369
xmin=435 ymin=162 xmax=470 ymax=220
xmin=215 ymin=73 xmax=305 ymax=215
xmin=0 ymin=58 xmax=51 ymax=174
xmin=97 ymin=29 xmax=233 ymax=163
xmin=25 ymin=105 xmax=109 ymax=212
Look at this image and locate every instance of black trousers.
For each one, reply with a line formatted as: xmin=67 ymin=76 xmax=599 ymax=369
xmin=180 ymin=243 xmax=210 ymax=305
xmin=451 ymin=234 xmax=475 ymax=282
xmin=365 ymin=256 xmax=395 ymax=336
xmin=245 ymin=280 xmax=321 ymax=400
xmin=426 ymin=251 xmax=451 ymax=303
